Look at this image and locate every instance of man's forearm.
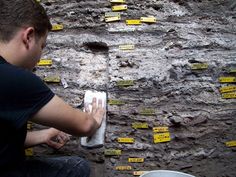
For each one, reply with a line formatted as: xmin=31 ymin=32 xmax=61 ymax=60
xmin=24 ymin=129 xmax=49 ymax=148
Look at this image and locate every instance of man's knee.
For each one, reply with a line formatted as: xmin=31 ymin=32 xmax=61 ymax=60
xmin=66 ymin=157 xmax=91 ymax=177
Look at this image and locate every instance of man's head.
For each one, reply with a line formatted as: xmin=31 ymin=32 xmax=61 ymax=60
xmin=0 ymin=0 xmax=52 ymax=70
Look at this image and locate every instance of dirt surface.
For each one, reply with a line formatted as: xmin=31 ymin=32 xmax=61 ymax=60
xmin=32 ymin=0 xmax=236 ymax=176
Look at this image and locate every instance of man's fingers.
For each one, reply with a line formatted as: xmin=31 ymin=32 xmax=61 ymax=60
xmin=98 ymin=99 xmax=103 ymax=108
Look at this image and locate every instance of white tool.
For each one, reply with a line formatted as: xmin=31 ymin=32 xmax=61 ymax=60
xmin=80 ymin=90 xmax=107 ymax=148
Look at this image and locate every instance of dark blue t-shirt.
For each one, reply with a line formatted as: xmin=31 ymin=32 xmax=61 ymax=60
xmin=0 ymin=56 xmax=54 ymax=171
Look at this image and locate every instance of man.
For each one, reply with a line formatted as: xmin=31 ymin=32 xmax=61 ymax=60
xmin=0 ymin=0 xmax=105 ymax=177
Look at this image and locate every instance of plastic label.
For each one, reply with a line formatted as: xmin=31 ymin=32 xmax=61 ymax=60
xmin=37 ymin=59 xmax=52 ymax=66
xmin=154 ymin=132 xmax=171 ymax=143
xmin=140 ymin=17 xmax=156 ymax=23
xmin=126 ymin=20 xmax=142 ymax=25
xmin=132 ymin=122 xmax=148 ymax=129
xmin=225 ymin=141 xmax=236 ymax=147
xmin=112 ymin=5 xmax=127 ymax=11
xmin=191 ymin=63 xmax=208 ymax=70
xmin=25 ymin=148 xmax=33 ymax=156
xmin=220 ymin=86 xmax=236 ymax=93
xmin=51 ymin=24 xmax=64 ymax=31
xmin=222 ymin=92 xmax=236 ymax=99
xmin=110 ymin=0 xmax=126 ymax=3
xmin=118 ymin=137 xmax=134 ymax=143
xmin=133 ymin=171 xmax=148 ymax=176
xmin=115 ymin=166 xmax=132 ymax=171
xmin=105 ymin=12 xmax=121 ymax=17
xmin=117 ymin=80 xmax=134 ymax=86
xmin=229 ymin=68 xmax=236 ymax=73
xmin=140 ymin=108 xmax=155 ymax=116
xmin=108 ymin=99 xmax=125 ymax=105
xmin=119 ymin=44 xmax=135 ymax=50
xmin=43 ymin=76 xmax=61 ymax=83
xmin=105 ymin=149 xmax=122 ymax=156
xmin=105 ymin=16 xmax=121 ymax=22
xmin=128 ymin=158 xmax=144 ymax=163
xmin=153 ymin=127 xmax=169 ymax=133
xmin=219 ymin=77 xmax=236 ymax=83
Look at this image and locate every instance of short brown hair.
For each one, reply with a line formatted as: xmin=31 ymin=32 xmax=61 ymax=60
xmin=0 ymin=0 xmax=52 ymax=42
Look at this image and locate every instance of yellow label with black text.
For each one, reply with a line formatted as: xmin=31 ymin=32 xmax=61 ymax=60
xmin=51 ymin=24 xmax=64 ymax=31
xmin=225 ymin=141 xmax=236 ymax=147
xmin=128 ymin=158 xmax=144 ymax=163
xmin=219 ymin=77 xmax=236 ymax=83
xmin=126 ymin=20 xmax=142 ymax=25
xmin=140 ymin=108 xmax=155 ymax=116
xmin=140 ymin=17 xmax=157 ymax=23
xmin=108 ymin=99 xmax=125 ymax=105
xmin=118 ymin=137 xmax=134 ymax=143
xmin=132 ymin=122 xmax=148 ymax=129
xmin=43 ymin=76 xmax=61 ymax=83
xmin=25 ymin=148 xmax=33 ymax=156
xmin=222 ymin=92 xmax=236 ymax=99
xmin=110 ymin=0 xmax=126 ymax=3
xmin=105 ymin=12 xmax=121 ymax=17
xmin=191 ymin=63 xmax=208 ymax=70
xmin=105 ymin=149 xmax=122 ymax=156
xmin=117 ymin=80 xmax=134 ymax=86
xmin=116 ymin=166 xmax=132 ymax=171
xmin=220 ymin=86 xmax=236 ymax=93
xmin=133 ymin=171 xmax=148 ymax=176
xmin=153 ymin=127 xmax=169 ymax=133
xmin=112 ymin=5 xmax=127 ymax=11
xmin=37 ymin=59 xmax=52 ymax=66
xmin=154 ymin=132 xmax=171 ymax=143
xmin=105 ymin=16 xmax=121 ymax=22
xmin=119 ymin=44 xmax=135 ymax=50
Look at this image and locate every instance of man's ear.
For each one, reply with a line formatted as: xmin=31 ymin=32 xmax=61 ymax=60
xmin=22 ymin=27 xmax=35 ymax=50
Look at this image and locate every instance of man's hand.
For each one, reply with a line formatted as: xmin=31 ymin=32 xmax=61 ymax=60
xmin=45 ymin=128 xmax=70 ymax=149
xmin=25 ymin=128 xmax=70 ymax=149
xmin=85 ymin=98 xmax=105 ymax=128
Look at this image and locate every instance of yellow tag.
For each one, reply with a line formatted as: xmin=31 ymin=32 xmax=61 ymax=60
xmin=36 ymin=0 xmax=40 ymax=2
xmin=116 ymin=166 xmax=132 ymax=171
xmin=132 ymin=122 xmax=148 ymax=129
xmin=105 ymin=12 xmax=121 ymax=17
xmin=118 ymin=137 xmax=134 ymax=143
xmin=220 ymin=86 xmax=236 ymax=93
xmin=51 ymin=24 xmax=64 ymax=31
xmin=112 ymin=5 xmax=128 ymax=11
xmin=229 ymin=68 xmax=236 ymax=73
xmin=27 ymin=122 xmax=32 ymax=130
xmin=133 ymin=171 xmax=148 ymax=176
xmin=108 ymin=99 xmax=125 ymax=105
xmin=225 ymin=141 xmax=236 ymax=147
xmin=191 ymin=63 xmax=208 ymax=70
xmin=119 ymin=44 xmax=135 ymax=50
xmin=140 ymin=108 xmax=155 ymax=116
xmin=104 ymin=149 xmax=122 ymax=156
xmin=105 ymin=16 xmax=121 ymax=22
xmin=43 ymin=76 xmax=61 ymax=83
xmin=25 ymin=148 xmax=33 ymax=156
xmin=153 ymin=127 xmax=169 ymax=133
xmin=117 ymin=80 xmax=134 ymax=86
xmin=128 ymin=158 xmax=144 ymax=163
xmin=126 ymin=20 xmax=142 ymax=25
xmin=140 ymin=17 xmax=157 ymax=23
xmin=110 ymin=0 xmax=126 ymax=3
xmin=222 ymin=92 xmax=236 ymax=99
xmin=219 ymin=77 xmax=236 ymax=83
xmin=154 ymin=132 xmax=171 ymax=143
xmin=37 ymin=59 xmax=52 ymax=66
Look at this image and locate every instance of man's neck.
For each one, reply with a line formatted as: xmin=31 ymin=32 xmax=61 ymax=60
xmin=0 ymin=42 xmax=23 ymax=67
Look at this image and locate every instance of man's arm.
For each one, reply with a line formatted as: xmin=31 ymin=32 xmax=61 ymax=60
xmin=25 ymin=128 xmax=69 ymax=149
xmin=31 ymin=95 xmax=105 ymax=137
